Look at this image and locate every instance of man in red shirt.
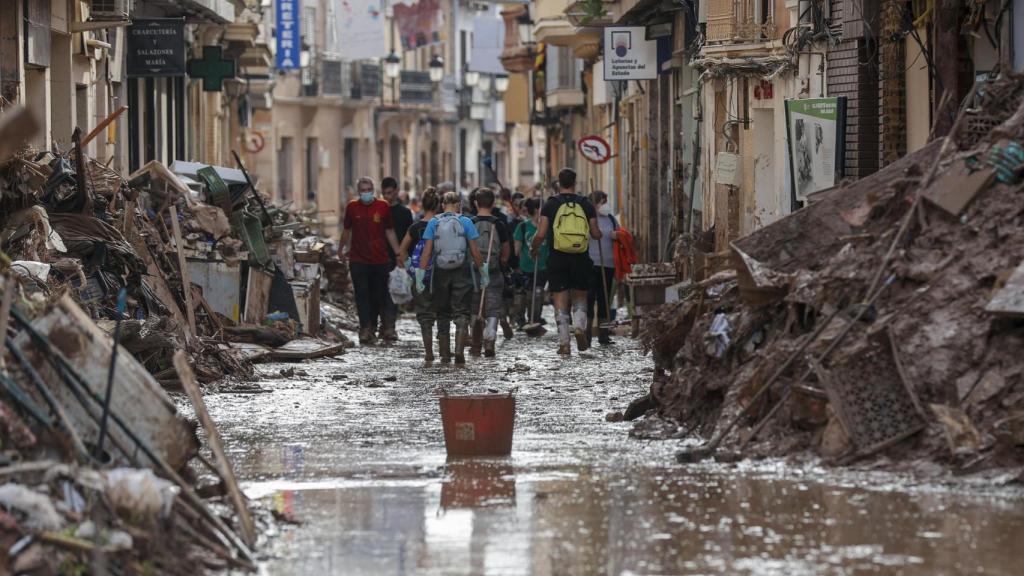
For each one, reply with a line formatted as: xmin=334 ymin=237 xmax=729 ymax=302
xmin=340 ymin=177 xmax=402 ymax=344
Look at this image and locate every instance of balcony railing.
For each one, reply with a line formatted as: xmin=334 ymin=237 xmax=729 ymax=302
xmin=706 ymin=0 xmax=777 ymax=44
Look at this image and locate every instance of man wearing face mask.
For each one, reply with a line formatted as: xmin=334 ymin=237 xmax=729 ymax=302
xmin=340 ymin=177 xmax=403 ymax=345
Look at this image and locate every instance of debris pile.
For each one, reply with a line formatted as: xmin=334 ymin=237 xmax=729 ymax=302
xmin=639 ymin=74 xmax=1024 ymax=476
xmin=0 ymin=107 xmax=354 ymax=570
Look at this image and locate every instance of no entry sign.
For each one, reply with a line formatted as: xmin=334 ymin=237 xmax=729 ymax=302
xmin=578 ymin=135 xmax=612 ymax=164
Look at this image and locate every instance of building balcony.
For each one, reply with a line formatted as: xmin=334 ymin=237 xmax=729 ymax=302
xmin=706 ymin=0 xmax=777 ymax=44
xmin=533 ymin=0 xmax=575 ymax=47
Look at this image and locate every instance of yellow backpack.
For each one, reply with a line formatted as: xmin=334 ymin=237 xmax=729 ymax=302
xmin=552 ymin=197 xmax=590 ymax=253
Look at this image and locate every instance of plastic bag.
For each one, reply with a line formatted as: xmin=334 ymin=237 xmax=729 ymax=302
xmin=389 ymin=266 xmax=413 ymax=305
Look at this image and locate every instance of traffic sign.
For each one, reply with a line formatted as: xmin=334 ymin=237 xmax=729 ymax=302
xmin=578 ymin=135 xmax=612 ymax=164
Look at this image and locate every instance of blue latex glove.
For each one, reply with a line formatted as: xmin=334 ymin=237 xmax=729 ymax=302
xmin=414 ymin=268 xmax=426 ymax=293
xmin=480 ymin=266 xmax=490 ymax=288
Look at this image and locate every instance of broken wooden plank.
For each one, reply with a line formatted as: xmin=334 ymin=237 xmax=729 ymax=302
xmin=169 ymin=205 xmax=198 ymax=338
xmin=124 ymin=210 xmax=188 ymax=338
xmin=268 ymin=338 xmax=346 ymax=362
xmin=243 ymin=267 xmax=272 ymax=324
xmin=173 ymin=351 xmax=256 ymax=548
xmin=15 ymin=295 xmax=198 ymax=469
xmin=80 ymin=105 xmax=127 ymax=149
xmin=985 ymin=262 xmax=1024 ymax=317
xmin=921 ymin=157 xmax=996 ymax=216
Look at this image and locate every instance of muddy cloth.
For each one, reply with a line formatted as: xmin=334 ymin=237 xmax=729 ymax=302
xmin=431 ymin=265 xmax=474 ymax=335
xmin=350 ymin=261 xmax=390 ymax=330
xmin=547 ymin=251 xmax=592 ymax=292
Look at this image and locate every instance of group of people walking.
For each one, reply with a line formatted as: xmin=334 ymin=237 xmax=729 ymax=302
xmin=338 ymin=167 xmax=629 ymax=364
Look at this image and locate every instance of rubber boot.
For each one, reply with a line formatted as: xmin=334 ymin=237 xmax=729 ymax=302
xmin=382 ymin=311 xmax=399 ymax=343
xmin=572 ymin=304 xmax=590 ymax=353
xmin=421 ymin=325 xmax=434 ymax=363
xmin=470 ymin=322 xmax=483 ymax=357
xmin=359 ymin=327 xmax=376 ymax=346
xmin=585 ymin=318 xmax=594 ymax=348
xmin=438 ymin=334 xmax=452 ymax=364
xmin=500 ymin=318 xmax=514 ymax=339
xmin=454 ymin=325 xmax=468 ymax=365
xmin=598 ymin=327 xmax=613 ymax=345
xmin=484 ymin=339 xmax=496 ymax=357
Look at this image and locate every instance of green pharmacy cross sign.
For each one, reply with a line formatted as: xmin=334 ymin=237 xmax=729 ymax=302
xmin=188 ymin=46 xmax=236 ymax=92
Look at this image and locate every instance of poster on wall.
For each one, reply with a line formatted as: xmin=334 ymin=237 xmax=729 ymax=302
xmin=334 ymin=0 xmax=388 ymax=60
xmin=394 ymin=0 xmax=443 ymax=50
xmin=785 ymin=97 xmax=847 ymax=203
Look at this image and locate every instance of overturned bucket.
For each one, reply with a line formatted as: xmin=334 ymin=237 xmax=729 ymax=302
xmin=439 ymin=393 xmax=515 ymax=456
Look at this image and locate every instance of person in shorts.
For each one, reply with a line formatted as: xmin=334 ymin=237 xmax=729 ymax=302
xmin=529 ymin=168 xmax=602 ymax=356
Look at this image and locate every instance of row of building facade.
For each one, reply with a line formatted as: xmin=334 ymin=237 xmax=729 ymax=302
xmin=3 ymin=1 xmax=1023 ymax=277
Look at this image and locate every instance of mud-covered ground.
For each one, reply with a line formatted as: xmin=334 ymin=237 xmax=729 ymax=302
xmin=185 ymin=313 xmax=1024 ymax=575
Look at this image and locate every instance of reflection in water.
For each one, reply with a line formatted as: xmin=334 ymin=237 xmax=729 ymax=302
xmin=249 ymin=466 xmax=1024 ymax=576
xmin=199 ymin=317 xmax=1024 ymax=576
xmin=440 ymin=459 xmax=516 ymax=510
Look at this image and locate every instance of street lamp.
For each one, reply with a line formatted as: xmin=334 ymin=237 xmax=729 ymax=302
xmin=384 ymin=50 xmax=401 ymax=79
xmin=465 ymin=70 xmax=480 ymax=87
xmin=494 ymin=75 xmax=509 ymax=93
xmin=477 ymin=74 xmax=492 ymax=92
xmin=429 ymin=54 xmax=444 ymax=83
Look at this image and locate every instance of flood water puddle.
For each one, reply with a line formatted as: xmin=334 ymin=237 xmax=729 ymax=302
xmin=193 ymin=316 xmax=1024 ymax=575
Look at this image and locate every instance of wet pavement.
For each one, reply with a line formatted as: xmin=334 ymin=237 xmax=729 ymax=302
xmin=192 ymin=314 xmax=1024 ymax=575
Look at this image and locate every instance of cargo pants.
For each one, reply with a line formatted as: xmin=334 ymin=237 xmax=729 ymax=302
xmin=431 ymin=265 xmax=474 ymax=336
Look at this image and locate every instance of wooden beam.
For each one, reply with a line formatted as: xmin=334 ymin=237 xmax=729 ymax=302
xmin=81 ymin=105 xmax=127 ymax=149
xmin=168 ymin=206 xmax=197 ymax=338
xmin=173 ymin=351 xmax=257 ymax=548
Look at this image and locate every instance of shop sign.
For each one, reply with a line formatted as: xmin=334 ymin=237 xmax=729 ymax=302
xmin=603 ymin=26 xmax=658 ymax=81
xmin=276 ymin=0 xmax=301 ymax=70
xmin=126 ymin=19 xmax=186 ymax=78
xmin=785 ymin=97 xmax=848 ymax=202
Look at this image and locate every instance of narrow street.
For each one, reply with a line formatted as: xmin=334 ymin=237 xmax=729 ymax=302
xmin=195 ymin=314 xmax=1024 ymax=576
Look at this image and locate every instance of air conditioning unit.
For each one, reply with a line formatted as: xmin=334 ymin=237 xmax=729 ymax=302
xmin=90 ymin=0 xmax=131 ymax=21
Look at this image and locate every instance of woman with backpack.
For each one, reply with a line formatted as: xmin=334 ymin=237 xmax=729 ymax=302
xmin=417 ymin=191 xmax=485 ymax=365
xmin=397 ymin=187 xmax=439 ymax=362
xmin=587 ymin=191 xmax=619 ymax=345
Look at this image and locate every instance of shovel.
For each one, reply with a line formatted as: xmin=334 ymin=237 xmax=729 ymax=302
xmin=522 ymin=264 xmax=546 ymax=337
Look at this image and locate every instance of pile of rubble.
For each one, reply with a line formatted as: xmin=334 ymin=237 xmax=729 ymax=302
xmin=638 ymin=74 xmax=1024 ymax=478
xmin=0 ymin=107 xmax=353 ymax=570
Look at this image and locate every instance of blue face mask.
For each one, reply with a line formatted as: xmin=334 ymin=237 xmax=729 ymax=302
xmin=359 ymin=192 xmax=375 ymax=204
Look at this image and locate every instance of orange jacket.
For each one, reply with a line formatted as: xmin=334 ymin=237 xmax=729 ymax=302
xmin=613 ymin=227 xmax=638 ymax=281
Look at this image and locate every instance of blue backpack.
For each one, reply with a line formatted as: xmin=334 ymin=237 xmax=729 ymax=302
xmin=409 ymin=235 xmax=432 ymax=284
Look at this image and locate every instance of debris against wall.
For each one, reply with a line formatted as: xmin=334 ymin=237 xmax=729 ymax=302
xmin=638 ymin=75 xmax=1024 ymax=477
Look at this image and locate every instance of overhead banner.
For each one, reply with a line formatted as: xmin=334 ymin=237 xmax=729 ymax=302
xmin=785 ymin=97 xmax=848 ymax=202
xmin=126 ymin=19 xmax=186 ymax=77
xmin=336 ymin=0 xmax=388 ymax=60
xmin=275 ymin=0 xmax=300 ymax=69
xmin=394 ymin=0 xmax=443 ymax=50
xmin=603 ymin=26 xmax=657 ymax=81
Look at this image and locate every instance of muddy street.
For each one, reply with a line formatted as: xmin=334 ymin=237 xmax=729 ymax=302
xmin=190 ymin=315 xmax=1024 ymax=576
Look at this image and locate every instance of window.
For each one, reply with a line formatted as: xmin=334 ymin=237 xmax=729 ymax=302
xmin=322 ymin=60 xmax=343 ymax=95
xmin=278 ymin=137 xmax=293 ymax=201
xmin=546 ymin=46 xmax=581 ymax=91
xmin=306 ymin=137 xmax=319 ymax=201
xmin=389 ymin=135 xmax=401 ymax=179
